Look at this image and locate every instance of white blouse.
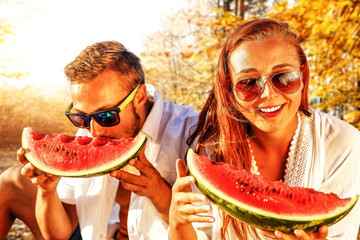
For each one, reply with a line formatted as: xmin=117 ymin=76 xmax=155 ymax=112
xmin=192 ymin=109 xmax=360 ymax=240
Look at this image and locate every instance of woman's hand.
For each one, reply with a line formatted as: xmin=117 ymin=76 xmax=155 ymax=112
xmin=18 ymin=147 xmax=59 ymax=193
xmin=260 ymin=225 xmax=328 ymax=240
xmin=168 ymin=159 xmax=214 ymax=240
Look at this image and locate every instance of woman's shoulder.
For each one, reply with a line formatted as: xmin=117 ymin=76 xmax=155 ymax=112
xmin=309 ymin=108 xmax=360 ymax=140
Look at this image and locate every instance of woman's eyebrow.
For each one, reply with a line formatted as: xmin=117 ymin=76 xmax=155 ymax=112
xmin=272 ymin=63 xmax=297 ymax=70
xmin=235 ymin=63 xmax=297 ymax=76
xmin=235 ymin=68 xmax=259 ymax=76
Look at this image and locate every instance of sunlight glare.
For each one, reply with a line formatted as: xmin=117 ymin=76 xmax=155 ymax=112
xmin=2 ymin=0 xmax=188 ymax=88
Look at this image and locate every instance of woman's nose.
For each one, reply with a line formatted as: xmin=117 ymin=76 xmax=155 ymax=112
xmin=259 ymin=79 xmax=279 ymax=100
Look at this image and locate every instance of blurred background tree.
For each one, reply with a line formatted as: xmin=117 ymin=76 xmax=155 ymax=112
xmin=141 ymin=0 xmax=360 ymax=129
xmin=268 ymin=0 xmax=360 ymax=128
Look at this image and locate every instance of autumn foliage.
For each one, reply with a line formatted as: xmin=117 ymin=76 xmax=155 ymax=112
xmin=141 ymin=0 xmax=360 ymax=129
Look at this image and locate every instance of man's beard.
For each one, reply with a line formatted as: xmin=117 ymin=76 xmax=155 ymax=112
xmin=129 ymin=103 xmax=141 ymax=138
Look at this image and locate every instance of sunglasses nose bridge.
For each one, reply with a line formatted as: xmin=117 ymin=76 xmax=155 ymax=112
xmin=88 ymin=116 xmax=108 ymax=137
xmin=258 ymin=76 xmax=280 ymax=99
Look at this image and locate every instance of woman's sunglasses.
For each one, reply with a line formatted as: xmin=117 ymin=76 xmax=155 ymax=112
xmin=233 ymin=70 xmax=302 ymax=102
xmin=65 ymin=85 xmax=140 ymax=128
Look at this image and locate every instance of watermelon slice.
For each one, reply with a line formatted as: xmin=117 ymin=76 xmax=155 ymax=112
xmin=187 ymin=149 xmax=358 ymax=233
xmin=22 ymin=127 xmax=147 ymax=177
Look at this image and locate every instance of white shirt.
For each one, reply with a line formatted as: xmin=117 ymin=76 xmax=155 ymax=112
xmin=57 ymin=85 xmax=199 ymax=239
xmin=191 ymin=109 xmax=360 ymax=240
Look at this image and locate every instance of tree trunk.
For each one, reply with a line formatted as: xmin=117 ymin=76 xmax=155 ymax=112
xmin=240 ymin=0 xmax=245 ymax=19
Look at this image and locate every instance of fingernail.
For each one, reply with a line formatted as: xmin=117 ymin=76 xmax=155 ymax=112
xmin=275 ymin=231 xmax=282 ymax=238
xmin=188 ymin=176 xmax=195 ymax=183
xmin=294 ymin=229 xmax=302 ymax=237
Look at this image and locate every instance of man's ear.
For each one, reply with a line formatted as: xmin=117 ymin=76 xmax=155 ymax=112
xmin=133 ymin=84 xmax=147 ymax=107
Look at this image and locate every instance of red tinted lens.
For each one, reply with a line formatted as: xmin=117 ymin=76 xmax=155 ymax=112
xmin=234 ymin=78 xmax=262 ymax=101
xmin=271 ymin=71 xmax=301 ymax=94
xmin=67 ymin=114 xmax=90 ymax=128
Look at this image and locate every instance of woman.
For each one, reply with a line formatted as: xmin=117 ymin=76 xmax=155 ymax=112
xmin=169 ymin=19 xmax=360 ymax=240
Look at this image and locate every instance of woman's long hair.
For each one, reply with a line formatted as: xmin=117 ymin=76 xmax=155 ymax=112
xmin=187 ymin=19 xmax=310 ymax=239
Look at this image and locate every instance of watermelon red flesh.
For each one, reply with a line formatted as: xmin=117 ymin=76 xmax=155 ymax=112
xmin=22 ymin=127 xmax=147 ymax=177
xmin=187 ymin=149 xmax=358 ymax=233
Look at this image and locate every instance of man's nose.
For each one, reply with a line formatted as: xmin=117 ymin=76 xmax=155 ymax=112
xmin=89 ymin=119 xmax=106 ymax=137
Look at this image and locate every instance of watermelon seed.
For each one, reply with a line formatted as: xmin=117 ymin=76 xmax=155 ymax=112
xmin=42 ymin=144 xmax=46 ymax=148
xmin=66 ymin=151 xmax=69 ymax=155
xmin=73 ymin=152 xmax=77 ymax=157
xmin=241 ymin=189 xmax=245 ymax=192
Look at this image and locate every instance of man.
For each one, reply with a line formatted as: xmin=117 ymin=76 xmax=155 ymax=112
xmin=0 ymin=41 xmax=198 ymax=239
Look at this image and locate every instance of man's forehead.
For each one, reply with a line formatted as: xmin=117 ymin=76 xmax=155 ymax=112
xmin=69 ymin=82 xmax=126 ymax=113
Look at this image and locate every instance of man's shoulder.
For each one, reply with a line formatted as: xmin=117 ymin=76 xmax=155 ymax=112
xmin=162 ymin=100 xmax=199 ymax=121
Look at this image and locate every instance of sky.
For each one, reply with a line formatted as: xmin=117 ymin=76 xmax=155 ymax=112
xmin=2 ymin=0 xmax=189 ymax=87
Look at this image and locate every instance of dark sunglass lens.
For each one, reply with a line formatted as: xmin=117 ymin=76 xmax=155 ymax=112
xmin=235 ymin=78 xmax=262 ymax=101
xmin=272 ymin=71 xmax=301 ymax=94
xmin=68 ymin=115 xmax=90 ymax=128
xmin=93 ymin=111 xmax=120 ymax=126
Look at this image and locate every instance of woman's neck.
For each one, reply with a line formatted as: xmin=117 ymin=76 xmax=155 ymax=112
xmin=249 ymin=112 xmax=300 ymax=181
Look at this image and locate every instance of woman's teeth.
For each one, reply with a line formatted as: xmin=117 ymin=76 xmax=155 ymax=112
xmin=259 ymin=105 xmax=281 ymax=113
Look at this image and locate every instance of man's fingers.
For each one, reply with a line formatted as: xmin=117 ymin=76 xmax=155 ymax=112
xmin=135 ymin=146 xmax=152 ymax=167
xmin=21 ymin=163 xmax=42 ymax=177
xmin=176 ymin=159 xmax=188 ymax=178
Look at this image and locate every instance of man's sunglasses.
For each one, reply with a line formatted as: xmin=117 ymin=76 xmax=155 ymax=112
xmin=65 ymin=85 xmax=140 ymax=128
xmin=233 ymin=70 xmax=302 ymax=102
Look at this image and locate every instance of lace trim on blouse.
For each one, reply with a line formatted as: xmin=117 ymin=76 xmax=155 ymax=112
xmin=248 ymin=111 xmax=314 ymax=186
xmin=283 ymin=111 xmax=314 ymax=187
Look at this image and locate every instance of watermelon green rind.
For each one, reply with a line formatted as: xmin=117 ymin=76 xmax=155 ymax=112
xmin=22 ymin=127 xmax=147 ymax=177
xmin=187 ymin=149 xmax=359 ymax=233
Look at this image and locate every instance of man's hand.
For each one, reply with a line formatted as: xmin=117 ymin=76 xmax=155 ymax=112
xmin=110 ymin=147 xmax=172 ymax=221
xmin=18 ymin=147 xmax=59 ymax=193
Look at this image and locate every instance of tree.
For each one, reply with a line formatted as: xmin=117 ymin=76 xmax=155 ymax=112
xmin=141 ymin=0 xmax=360 ymax=129
xmin=266 ymin=0 xmax=360 ymax=129
xmin=141 ymin=0 xmax=219 ymax=111
xmin=216 ymin=0 xmax=268 ymax=18
xmin=141 ymin=0 xmax=265 ymax=111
